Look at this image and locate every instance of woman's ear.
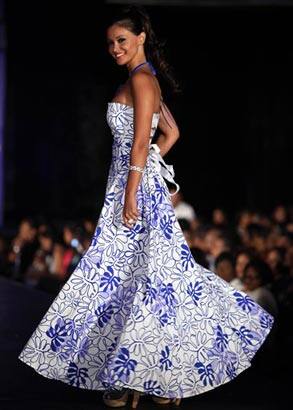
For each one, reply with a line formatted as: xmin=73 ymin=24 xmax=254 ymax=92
xmin=139 ymin=31 xmax=146 ymax=45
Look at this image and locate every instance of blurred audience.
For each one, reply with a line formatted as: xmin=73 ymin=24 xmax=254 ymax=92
xmin=0 ymin=204 xmax=292 ymax=337
xmin=1 ymin=217 xmax=97 ymax=292
xmin=0 ymin=202 xmax=291 ymax=384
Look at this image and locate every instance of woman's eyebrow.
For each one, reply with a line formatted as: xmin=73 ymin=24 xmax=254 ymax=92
xmin=107 ymin=35 xmax=125 ymax=42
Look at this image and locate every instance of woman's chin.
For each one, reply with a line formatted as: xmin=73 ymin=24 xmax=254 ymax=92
xmin=113 ymin=55 xmax=126 ymax=65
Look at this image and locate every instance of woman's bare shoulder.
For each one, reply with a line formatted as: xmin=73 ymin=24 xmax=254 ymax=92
xmin=129 ymin=70 xmax=156 ymax=94
xmin=130 ymin=70 xmax=161 ymax=111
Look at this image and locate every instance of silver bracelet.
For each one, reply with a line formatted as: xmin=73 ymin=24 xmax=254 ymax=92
xmin=129 ymin=165 xmax=144 ymax=173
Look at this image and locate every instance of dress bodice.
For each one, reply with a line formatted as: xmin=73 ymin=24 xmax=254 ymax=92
xmin=106 ymin=102 xmax=160 ymax=177
xmin=106 ymin=101 xmax=179 ymax=193
xmin=106 ymin=102 xmax=160 ymax=142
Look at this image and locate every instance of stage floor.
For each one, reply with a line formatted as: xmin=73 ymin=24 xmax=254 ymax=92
xmin=0 ymin=276 xmax=288 ymax=410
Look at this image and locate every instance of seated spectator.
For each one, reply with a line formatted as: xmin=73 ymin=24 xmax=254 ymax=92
xmin=242 ymin=259 xmax=278 ymax=317
xmin=24 ymin=231 xmax=57 ymax=288
xmin=235 ymin=209 xmax=253 ymax=245
xmin=170 ymin=189 xmax=198 ymax=230
xmin=212 ymin=208 xmax=228 ymax=229
xmin=204 ymin=227 xmax=231 ymax=271
xmin=60 ymin=223 xmax=85 ymax=280
xmin=192 ymin=225 xmax=209 ymax=253
xmin=266 ymin=247 xmax=292 ymax=314
xmin=9 ymin=218 xmax=39 ymax=281
xmin=246 ymin=223 xmax=270 ymax=257
xmin=82 ymin=217 xmax=96 ymax=236
xmin=266 ymin=247 xmax=287 ymax=276
xmin=215 ymin=251 xmax=235 ymax=283
xmin=251 ymin=211 xmax=272 ymax=230
xmin=230 ymin=249 xmax=254 ymax=291
xmin=81 ymin=233 xmax=94 ymax=253
xmin=284 ymin=236 xmax=293 ymax=276
xmin=272 ymin=204 xmax=289 ymax=235
xmin=274 ymin=230 xmax=292 ymax=255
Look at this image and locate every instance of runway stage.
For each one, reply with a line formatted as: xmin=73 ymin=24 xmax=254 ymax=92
xmin=0 ymin=276 xmax=288 ymax=410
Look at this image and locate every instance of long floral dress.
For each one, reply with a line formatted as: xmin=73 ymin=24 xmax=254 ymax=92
xmin=18 ymin=101 xmax=275 ymax=399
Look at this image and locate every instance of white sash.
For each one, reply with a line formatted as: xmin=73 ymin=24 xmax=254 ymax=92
xmin=149 ymin=144 xmax=180 ymax=195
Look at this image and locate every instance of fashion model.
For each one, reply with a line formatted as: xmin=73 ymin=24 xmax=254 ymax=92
xmin=18 ymin=5 xmax=275 ymax=409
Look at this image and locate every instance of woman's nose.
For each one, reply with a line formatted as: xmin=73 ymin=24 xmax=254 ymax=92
xmin=113 ymin=43 xmax=120 ymax=53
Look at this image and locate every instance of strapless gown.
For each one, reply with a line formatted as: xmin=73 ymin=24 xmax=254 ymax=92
xmin=18 ymin=101 xmax=275 ymax=399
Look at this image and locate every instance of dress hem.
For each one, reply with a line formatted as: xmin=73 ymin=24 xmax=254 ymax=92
xmin=18 ymin=349 xmax=260 ymax=399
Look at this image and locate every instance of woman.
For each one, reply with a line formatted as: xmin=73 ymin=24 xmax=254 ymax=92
xmin=243 ymin=260 xmax=278 ymax=318
xmin=18 ymin=5 xmax=275 ymax=409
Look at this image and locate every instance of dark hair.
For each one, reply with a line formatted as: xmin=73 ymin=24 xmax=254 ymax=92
xmin=215 ymin=251 xmax=235 ymax=268
xmin=39 ymin=230 xmax=54 ymax=239
xmin=235 ymin=247 xmax=256 ymax=260
xmin=107 ymin=4 xmax=181 ymax=94
xmin=247 ymin=223 xmax=270 ymax=239
xmin=19 ymin=217 xmax=37 ymax=230
xmin=243 ymin=259 xmax=273 ymax=286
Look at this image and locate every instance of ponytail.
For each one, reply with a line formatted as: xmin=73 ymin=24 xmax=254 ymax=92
xmin=107 ymin=4 xmax=182 ymax=94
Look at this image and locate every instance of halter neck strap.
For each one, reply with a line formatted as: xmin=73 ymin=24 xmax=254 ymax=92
xmin=129 ymin=61 xmax=156 ymax=76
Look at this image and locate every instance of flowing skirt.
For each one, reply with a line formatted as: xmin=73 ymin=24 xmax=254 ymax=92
xmin=18 ymin=160 xmax=275 ymax=398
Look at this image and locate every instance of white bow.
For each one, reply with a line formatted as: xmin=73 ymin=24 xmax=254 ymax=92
xmin=149 ymin=144 xmax=180 ymax=195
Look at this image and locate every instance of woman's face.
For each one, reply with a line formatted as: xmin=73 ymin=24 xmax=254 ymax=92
xmin=273 ymin=205 xmax=287 ymax=224
xmin=238 ymin=211 xmax=252 ymax=228
xmin=243 ymin=267 xmax=262 ymax=291
xmin=213 ymin=209 xmax=226 ymax=225
xmin=39 ymin=236 xmax=53 ymax=252
xmin=107 ymin=24 xmax=144 ymax=66
xmin=266 ymin=249 xmax=280 ymax=271
xmin=63 ymin=228 xmax=73 ymax=245
xmin=216 ymin=260 xmax=234 ymax=283
xmin=235 ymin=253 xmax=250 ymax=278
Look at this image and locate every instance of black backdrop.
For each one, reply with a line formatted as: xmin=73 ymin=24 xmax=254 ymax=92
xmin=4 ymin=1 xmax=293 ymax=225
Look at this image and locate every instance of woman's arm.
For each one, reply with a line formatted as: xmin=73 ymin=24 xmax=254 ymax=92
xmin=155 ymin=101 xmax=180 ymax=157
xmin=122 ymin=71 xmax=156 ymax=227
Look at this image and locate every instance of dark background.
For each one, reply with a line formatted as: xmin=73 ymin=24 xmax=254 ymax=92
xmin=4 ymin=0 xmax=293 ymax=225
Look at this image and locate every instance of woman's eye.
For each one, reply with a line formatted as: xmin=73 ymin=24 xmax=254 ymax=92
xmin=118 ymin=38 xmax=125 ymax=43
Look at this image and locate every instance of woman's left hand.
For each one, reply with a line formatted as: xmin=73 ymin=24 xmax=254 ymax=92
xmin=123 ymin=191 xmax=139 ymax=228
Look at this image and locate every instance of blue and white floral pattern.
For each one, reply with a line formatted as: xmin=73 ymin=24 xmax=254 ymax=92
xmin=18 ymin=102 xmax=275 ymax=399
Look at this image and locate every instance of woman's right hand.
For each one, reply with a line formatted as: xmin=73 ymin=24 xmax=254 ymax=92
xmin=123 ymin=191 xmax=139 ymax=228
